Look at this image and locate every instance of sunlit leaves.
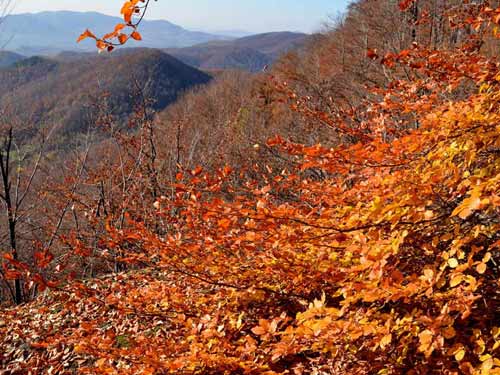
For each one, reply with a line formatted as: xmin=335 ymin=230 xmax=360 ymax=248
xmin=452 ymin=193 xmax=483 ymax=219
xmin=476 ymin=262 xmax=487 ymax=274
xmin=455 ymin=347 xmax=466 ymax=362
xmin=118 ymin=34 xmax=128 ymax=45
xmin=130 ymin=31 xmax=142 ymax=41
xmin=447 ymin=258 xmax=459 ymax=268
xmin=78 ymin=0 xmax=148 ymax=51
xmin=76 ymin=29 xmax=96 ymax=43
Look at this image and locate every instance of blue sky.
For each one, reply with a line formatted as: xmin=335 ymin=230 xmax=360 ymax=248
xmin=12 ymin=0 xmax=351 ymax=33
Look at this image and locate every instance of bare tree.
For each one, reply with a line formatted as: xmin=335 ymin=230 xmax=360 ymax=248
xmin=0 ymin=0 xmax=13 ymax=21
xmin=0 ymin=123 xmax=48 ymax=304
xmin=0 ymin=0 xmax=14 ymax=48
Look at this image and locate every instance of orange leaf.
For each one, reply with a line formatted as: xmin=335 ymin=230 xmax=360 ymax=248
xmin=118 ymin=34 xmax=128 ymax=44
xmin=418 ymin=329 xmax=434 ymax=356
xmin=121 ymin=2 xmax=135 ymax=24
xmin=218 ymin=218 xmax=231 ymax=230
xmin=131 ymin=31 xmax=142 ymax=41
xmin=476 ymin=262 xmax=487 ymax=274
xmin=96 ymin=40 xmax=107 ymax=51
xmin=30 ymin=342 xmax=49 ymax=349
xmin=114 ymin=23 xmax=126 ymax=33
xmin=452 ymin=195 xmax=482 ymax=219
xmin=77 ymin=29 xmax=97 ymax=43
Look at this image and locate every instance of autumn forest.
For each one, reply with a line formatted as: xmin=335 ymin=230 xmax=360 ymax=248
xmin=0 ymin=0 xmax=500 ymax=374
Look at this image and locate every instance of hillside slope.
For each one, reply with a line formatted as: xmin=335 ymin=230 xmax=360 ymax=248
xmin=166 ymin=32 xmax=308 ymax=71
xmin=0 ymin=49 xmax=211 ymax=137
xmin=0 ymin=51 xmax=25 ymax=68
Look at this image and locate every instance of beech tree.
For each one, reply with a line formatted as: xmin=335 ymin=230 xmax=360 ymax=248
xmin=77 ymin=0 xmax=150 ymax=51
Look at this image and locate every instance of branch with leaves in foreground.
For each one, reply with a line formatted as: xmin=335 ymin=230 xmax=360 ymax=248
xmin=77 ymin=0 xmax=150 ymax=52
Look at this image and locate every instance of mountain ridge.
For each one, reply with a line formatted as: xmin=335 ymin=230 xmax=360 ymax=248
xmin=0 ymin=48 xmax=211 ymax=140
xmin=0 ymin=11 xmax=232 ymax=55
xmin=165 ymin=31 xmax=309 ymax=72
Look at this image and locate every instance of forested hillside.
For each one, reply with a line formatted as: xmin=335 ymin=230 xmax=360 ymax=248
xmin=0 ymin=49 xmax=211 ymax=141
xmin=0 ymin=51 xmax=24 ymax=68
xmin=165 ymin=32 xmax=308 ymax=72
xmin=1 ymin=0 xmax=500 ymax=374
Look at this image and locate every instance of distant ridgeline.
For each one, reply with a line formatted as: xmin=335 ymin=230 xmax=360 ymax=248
xmin=0 ymin=11 xmax=307 ymax=72
xmin=0 ymin=11 xmax=229 ymax=55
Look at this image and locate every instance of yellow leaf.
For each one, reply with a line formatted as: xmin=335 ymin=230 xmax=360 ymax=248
xmin=450 ymin=274 xmax=463 ymax=287
xmin=480 ymin=354 xmax=492 ymax=362
xmin=448 ymin=258 xmax=459 ymax=268
xmin=493 ymin=327 xmax=500 ymax=339
xmin=424 ymin=210 xmax=434 ymax=219
xmin=236 ymin=312 xmax=244 ymax=330
xmin=493 ymin=341 xmax=500 ymax=351
xmin=423 ymin=268 xmax=434 ymax=280
xmin=482 ymin=357 xmax=493 ymax=372
xmin=96 ymin=358 xmax=108 ymax=368
xmin=455 ymin=349 xmax=465 ymax=361
xmin=380 ymin=333 xmax=392 ymax=349
xmin=418 ymin=329 xmax=434 ymax=353
xmin=74 ymin=344 xmax=86 ymax=353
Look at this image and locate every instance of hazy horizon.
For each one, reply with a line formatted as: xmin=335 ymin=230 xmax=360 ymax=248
xmin=9 ymin=0 xmax=351 ymax=33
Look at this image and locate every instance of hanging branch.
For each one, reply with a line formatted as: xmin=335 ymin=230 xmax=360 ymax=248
xmin=77 ymin=0 xmax=152 ymax=52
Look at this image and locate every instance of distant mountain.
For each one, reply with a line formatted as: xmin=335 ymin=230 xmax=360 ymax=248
xmin=205 ymin=29 xmax=254 ymax=38
xmin=0 ymin=11 xmax=231 ymax=55
xmin=166 ymin=45 xmax=273 ymax=72
xmin=0 ymin=49 xmax=211 ymax=140
xmin=166 ymin=32 xmax=308 ymax=72
xmin=230 ymin=32 xmax=309 ymax=59
xmin=0 ymin=51 xmax=25 ymax=68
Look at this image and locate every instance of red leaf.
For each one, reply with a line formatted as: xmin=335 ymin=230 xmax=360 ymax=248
xmin=399 ymin=0 xmax=415 ymax=11
xmin=192 ymin=166 xmax=203 ymax=176
xmin=367 ymin=48 xmax=379 ymax=60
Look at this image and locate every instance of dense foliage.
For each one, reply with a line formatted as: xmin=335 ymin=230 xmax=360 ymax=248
xmin=1 ymin=0 xmax=500 ymax=374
